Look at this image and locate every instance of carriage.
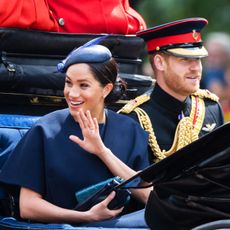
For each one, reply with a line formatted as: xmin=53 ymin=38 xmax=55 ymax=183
xmin=0 ymin=28 xmax=229 ymax=230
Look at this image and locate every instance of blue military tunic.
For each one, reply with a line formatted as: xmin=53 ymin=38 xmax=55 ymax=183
xmin=0 ymin=108 xmax=149 ymax=209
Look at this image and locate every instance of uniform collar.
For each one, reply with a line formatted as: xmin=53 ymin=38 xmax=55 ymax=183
xmin=151 ymin=83 xmax=189 ymax=114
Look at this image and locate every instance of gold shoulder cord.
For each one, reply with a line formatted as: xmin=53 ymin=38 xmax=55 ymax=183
xmin=118 ymin=91 xmax=207 ymax=162
xmin=192 ymin=89 xmax=219 ymax=102
xmin=127 ymin=95 xmax=205 ymax=162
xmin=117 ymin=94 xmax=150 ymax=114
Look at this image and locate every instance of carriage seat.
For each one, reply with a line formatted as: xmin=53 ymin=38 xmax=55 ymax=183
xmin=0 ymin=114 xmax=40 ymax=168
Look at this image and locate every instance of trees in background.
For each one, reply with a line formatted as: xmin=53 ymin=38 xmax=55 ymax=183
xmin=136 ymin=0 xmax=230 ymax=35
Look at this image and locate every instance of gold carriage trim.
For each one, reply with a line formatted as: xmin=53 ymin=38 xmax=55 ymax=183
xmin=192 ymin=89 xmax=219 ymax=102
xmin=119 ymin=94 xmax=206 ymax=162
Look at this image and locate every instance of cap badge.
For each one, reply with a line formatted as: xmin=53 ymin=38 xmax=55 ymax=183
xmin=192 ymin=29 xmax=198 ymax=41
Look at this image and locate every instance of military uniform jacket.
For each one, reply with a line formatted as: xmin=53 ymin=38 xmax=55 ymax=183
xmin=119 ymin=83 xmax=224 ymax=162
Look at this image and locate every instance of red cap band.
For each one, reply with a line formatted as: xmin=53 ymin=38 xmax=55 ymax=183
xmin=146 ymin=31 xmax=202 ymax=52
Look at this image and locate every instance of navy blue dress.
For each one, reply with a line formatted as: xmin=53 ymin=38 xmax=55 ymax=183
xmin=0 ymin=108 xmax=149 ymax=209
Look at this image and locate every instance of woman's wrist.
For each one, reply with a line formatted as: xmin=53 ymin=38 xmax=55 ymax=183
xmin=98 ymin=147 xmax=112 ymax=159
xmin=94 ymin=145 xmax=111 ymax=158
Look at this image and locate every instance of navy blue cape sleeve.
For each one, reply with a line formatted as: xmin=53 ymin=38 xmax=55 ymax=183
xmin=105 ymin=110 xmax=149 ymax=171
xmin=0 ymin=123 xmax=46 ymax=195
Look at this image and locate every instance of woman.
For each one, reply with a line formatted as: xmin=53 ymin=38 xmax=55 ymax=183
xmin=0 ymin=37 xmax=150 ymax=226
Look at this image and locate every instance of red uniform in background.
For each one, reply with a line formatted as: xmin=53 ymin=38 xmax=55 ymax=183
xmin=0 ymin=0 xmax=146 ymax=34
xmin=47 ymin=0 xmax=146 ymax=34
xmin=0 ymin=0 xmax=59 ymax=32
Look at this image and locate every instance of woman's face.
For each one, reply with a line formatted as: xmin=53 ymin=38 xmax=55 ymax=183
xmin=64 ymin=63 xmax=110 ymax=122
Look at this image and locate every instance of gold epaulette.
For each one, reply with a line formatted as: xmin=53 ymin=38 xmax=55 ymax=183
xmin=192 ymin=89 xmax=219 ymax=102
xmin=117 ymin=94 xmax=150 ymax=114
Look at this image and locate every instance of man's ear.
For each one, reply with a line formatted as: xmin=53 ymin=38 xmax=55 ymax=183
xmin=154 ymin=53 xmax=167 ymax=71
xmin=103 ymin=83 xmax=113 ymax=98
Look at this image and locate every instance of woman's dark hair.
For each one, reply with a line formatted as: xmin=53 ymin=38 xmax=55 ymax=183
xmin=88 ymin=58 xmax=126 ymax=104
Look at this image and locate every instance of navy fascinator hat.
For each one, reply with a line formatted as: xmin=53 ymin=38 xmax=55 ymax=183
xmin=57 ymin=35 xmax=112 ymax=73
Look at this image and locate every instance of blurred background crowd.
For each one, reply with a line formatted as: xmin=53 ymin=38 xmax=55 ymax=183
xmin=133 ymin=0 xmax=230 ymax=122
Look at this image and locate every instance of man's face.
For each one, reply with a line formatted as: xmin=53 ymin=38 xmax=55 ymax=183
xmin=158 ymin=54 xmax=202 ymax=101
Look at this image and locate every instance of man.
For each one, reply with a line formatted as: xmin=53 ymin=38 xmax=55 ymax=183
xmin=119 ymin=17 xmax=224 ymax=163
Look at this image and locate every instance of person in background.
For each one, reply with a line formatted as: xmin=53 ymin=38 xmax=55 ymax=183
xmin=47 ymin=0 xmax=146 ymax=34
xmin=220 ymin=63 xmax=230 ymax=122
xmin=202 ymin=32 xmax=230 ymax=91
xmin=201 ymin=32 xmax=230 ymax=122
xmin=1 ymin=0 xmax=146 ymax=34
xmin=0 ymin=0 xmax=59 ymax=31
xmin=0 ymin=37 xmax=151 ymax=227
xmin=119 ymin=18 xmax=224 ymax=163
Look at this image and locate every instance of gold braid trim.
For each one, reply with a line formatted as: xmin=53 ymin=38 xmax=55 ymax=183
xmin=175 ymin=117 xmax=198 ymax=152
xmin=118 ymin=93 xmax=206 ymax=163
xmin=135 ymin=109 xmax=198 ymax=162
xmin=132 ymin=96 xmax=206 ymax=163
xmin=190 ymin=95 xmax=206 ymax=135
xmin=192 ymin=89 xmax=219 ymax=102
xmin=117 ymin=95 xmax=150 ymax=114
xmin=134 ymin=107 xmax=165 ymax=161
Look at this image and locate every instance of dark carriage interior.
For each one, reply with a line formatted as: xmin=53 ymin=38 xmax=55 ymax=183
xmin=0 ymin=28 xmax=153 ymax=115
